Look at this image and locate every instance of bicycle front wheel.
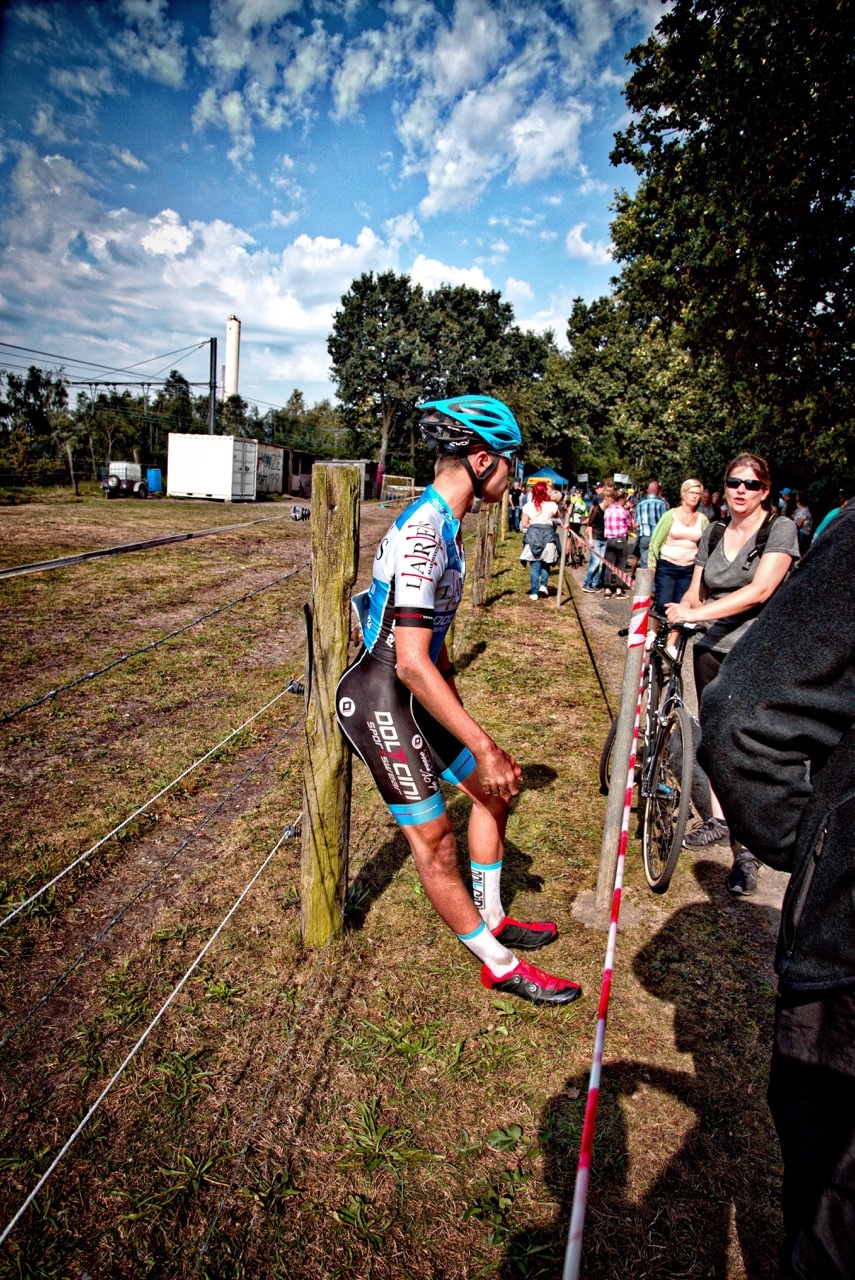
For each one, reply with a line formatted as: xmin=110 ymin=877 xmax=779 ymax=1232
xmin=641 ymin=704 xmax=693 ymax=893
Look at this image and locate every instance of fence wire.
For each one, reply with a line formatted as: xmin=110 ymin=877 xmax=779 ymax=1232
xmin=0 ymin=563 xmax=309 ymax=725
xmin=0 ymin=686 xmax=293 ymax=931
xmin=0 ymin=818 xmax=300 ymax=1250
xmin=0 ymin=716 xmax=304 ymax=1049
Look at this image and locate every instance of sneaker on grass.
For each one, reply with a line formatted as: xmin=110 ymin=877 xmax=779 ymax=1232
xmin=481 ymin=957 xmax=581 ymax=1006
xmin=726 ymin=855 xmax=760 ymax=896
xmin=683 ymin=816 xmax=730 ymax=849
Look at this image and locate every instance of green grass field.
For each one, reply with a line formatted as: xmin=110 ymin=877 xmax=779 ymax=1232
xmin=0 ymin=490 xmax=783 ymax=1279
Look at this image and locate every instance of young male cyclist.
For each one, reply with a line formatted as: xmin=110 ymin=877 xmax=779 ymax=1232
xmin=336 ymin=395 xmax=581 ymax=1007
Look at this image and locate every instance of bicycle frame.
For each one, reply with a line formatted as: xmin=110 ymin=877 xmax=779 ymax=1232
xmin=638 ymin=615 xmax=694 ymax=800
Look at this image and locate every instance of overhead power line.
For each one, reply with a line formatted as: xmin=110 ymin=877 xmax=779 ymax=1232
xmin=0 ymin=340 xmax=209 ymax=385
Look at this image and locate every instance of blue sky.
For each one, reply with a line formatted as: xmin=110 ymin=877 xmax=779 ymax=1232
xmin=0 ymin=0 xmax=662 ymax=414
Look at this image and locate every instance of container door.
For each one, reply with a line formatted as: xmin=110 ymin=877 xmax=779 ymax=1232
xmin=232 ymin=440 xmax=257 ymax=499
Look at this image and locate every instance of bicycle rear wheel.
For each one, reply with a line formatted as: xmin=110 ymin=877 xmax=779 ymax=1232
xmin=641 ymin=703 xmax=693 ymax=893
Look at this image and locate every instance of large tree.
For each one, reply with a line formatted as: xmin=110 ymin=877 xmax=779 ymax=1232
xmin=328 ymin=273 xmax=553 ymax=474
xmin=0 ymin=366 xmax=70 ymax=475
xmin=610 ymin=0 xmax=855 ymax=489
xmin=328 ymin=271 xmax=432 ymax=469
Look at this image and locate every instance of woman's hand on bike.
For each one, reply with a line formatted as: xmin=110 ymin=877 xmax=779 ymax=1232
xmin=665 ymin=601 xmax=699 ymax=625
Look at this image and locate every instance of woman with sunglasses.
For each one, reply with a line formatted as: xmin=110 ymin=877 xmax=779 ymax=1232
xmin=665 ymin=453 xmax=799 ymax=893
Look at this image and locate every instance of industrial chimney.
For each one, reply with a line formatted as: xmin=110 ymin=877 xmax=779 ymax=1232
xmin=224 ymin=315 xmax=241 ymax=398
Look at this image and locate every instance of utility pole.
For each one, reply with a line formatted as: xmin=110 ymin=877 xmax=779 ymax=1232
xmin=207 ymin=337 xmax=217 ymax=434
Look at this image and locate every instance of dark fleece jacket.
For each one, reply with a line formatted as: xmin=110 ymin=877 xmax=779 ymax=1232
xmin=699 ymin=504 xmax=855 ymax=991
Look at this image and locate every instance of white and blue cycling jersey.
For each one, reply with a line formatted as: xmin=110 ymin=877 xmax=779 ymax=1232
xmin=336 ymin=485 xmax=475 ymax=827
xmin=352 ymin=485 xmax=464 ymax=666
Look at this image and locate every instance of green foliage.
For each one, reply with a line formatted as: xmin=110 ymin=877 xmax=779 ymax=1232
xmin=328 ymin=270 xmax=432 ymax=468
xmin=338 ymin=1097 xmax=435 ymax=1175
xmin=610 ymin=0 xmax=855 ymax=495
xmin=328 ymin=271 xmax=553 ymax=475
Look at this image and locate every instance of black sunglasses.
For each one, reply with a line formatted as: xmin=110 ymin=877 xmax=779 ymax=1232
xmin=725 ymin=476 xmax=765 ymax=492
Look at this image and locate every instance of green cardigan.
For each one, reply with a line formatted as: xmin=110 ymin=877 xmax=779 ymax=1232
xmin=648 ymin=509 xmax=709 ymax=570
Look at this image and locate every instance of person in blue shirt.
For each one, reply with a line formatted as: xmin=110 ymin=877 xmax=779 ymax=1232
xmin=336 ymin=395 xmax=581 ymax=1008
xmin=632 ymin=480 xmax=667 ymax=569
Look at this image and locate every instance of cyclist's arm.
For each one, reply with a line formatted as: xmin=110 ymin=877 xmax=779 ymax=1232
xmin=395 ymin=627 xmax=522 ymax=796
xmin=666 ymin=552 xmax=793 ymax=625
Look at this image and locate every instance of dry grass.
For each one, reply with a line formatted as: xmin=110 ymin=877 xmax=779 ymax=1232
xmin=0 ymin=495 xmax=783 ymax=1278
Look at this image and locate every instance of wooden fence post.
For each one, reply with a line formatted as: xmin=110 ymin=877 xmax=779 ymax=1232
xmin=471 ymin=504 xmax=498 ymax=607
xmin=300 ymin=463 xmax=360 ymax=947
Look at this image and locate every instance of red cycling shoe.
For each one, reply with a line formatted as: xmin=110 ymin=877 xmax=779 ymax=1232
xmin=481 ymin=958 xmax=582 ymax=1006
xmin=491 ymin=916 xmax=558 ymax=951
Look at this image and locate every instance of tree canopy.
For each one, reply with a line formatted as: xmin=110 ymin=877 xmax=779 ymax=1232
xmin=610 ymin=0 xmax=855 ymax=488
xmin=327 ymin=271 xmax=555 ymax=473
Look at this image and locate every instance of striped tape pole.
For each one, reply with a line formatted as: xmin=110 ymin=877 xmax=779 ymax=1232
xmin=563 ymin=587 xmax=651 ymax=1280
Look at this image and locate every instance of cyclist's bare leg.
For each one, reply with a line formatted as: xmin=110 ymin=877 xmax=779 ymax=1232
xmin=404 ymin=813 xmax=484 ymax=935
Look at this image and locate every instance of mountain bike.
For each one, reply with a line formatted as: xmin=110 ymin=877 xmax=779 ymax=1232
xmin=598 ymin=610 xmax=703 ymax=893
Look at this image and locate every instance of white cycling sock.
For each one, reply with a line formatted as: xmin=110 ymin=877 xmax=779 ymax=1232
xmin=456 ymin=920 xmax=517 ymax=976
xmin=470 ymin=858 xmax=505 ymax=930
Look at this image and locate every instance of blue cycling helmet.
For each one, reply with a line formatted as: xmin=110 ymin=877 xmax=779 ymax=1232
xmin=418 ymin=395 xmax=522 ymax=459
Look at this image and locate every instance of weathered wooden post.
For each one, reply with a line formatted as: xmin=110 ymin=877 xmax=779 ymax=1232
xmin=300 ymin=463 xmax=360 ymax=947
xmin=500 ymin=488 xmax=509 ymax=543
xmin=471 ymin=504 xmax=497 ymax=607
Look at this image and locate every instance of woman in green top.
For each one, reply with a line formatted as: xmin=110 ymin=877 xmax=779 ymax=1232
xmin=649 ymin=479 xmax=708 ymax=609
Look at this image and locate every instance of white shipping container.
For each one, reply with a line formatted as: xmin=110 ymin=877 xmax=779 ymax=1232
xmin=166 ymin=433 xmax=258 ymax=501
xmin=256 ymin=443 xmax=285 ymax=494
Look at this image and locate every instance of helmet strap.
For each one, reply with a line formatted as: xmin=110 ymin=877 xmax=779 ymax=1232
xmin=460 ymin=452 xmax=501 ymax=514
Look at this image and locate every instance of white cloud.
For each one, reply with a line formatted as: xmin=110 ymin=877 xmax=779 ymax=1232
xmin=579 ymin=175 xmax=609 ymax=195
xmin=116 ymin=148 xmax=148 ymax=172
xmin=282 ymin=22 xmax=335 ymax=100
xmin=509 ymin=96 xmax=589 ymax=183
xmin=428 ymin=0 xmax=510 ymax=100
xmin=505 ymin=275 xmax=533 ymax=304
xmin=384 ymin=211 xmax=422 ymax=247
xmin=193 ymin=87 xmax=256 ymax=165
xmin=141 ymin=209 xmax=195 ymax=258
xmin=271 ymin=208 xmax=299 ymax=227
xmin=0 ymin=147 xmax=404 ymax=404
xmin=31 ymin=106 xmax=66 ymax=144
xmin=109 ymin=0 xmax=187 ymax=89
xmin=565 ymin=222 xmax=613 ymax=264
xmin=332 ymin=28 xmax=400 ymax=119
xmin=49 ymin=66 xmax=116 ymax=101
xmin=408 ymin=253 xmax=492 ymax=292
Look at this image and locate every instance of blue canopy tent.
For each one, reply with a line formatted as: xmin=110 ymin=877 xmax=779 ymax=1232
xmin=525 ymin=466 xmax=569 ymax=490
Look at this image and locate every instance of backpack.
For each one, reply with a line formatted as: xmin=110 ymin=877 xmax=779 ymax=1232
xmin=705 ymin=510 xmax=792 ymax=566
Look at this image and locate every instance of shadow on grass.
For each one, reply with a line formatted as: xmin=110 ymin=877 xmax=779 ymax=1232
xmin=500 ymin=859 xmax=784 ymax=1280
xmin=345 ymin=763 xmax=559 ymax=931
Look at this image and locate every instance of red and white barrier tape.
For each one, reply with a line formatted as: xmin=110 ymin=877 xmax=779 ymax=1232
xmin=562 ymin=581 xmax=651 ymax=1280
xmin=565 ymin=524 xmax=636 ymax=591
